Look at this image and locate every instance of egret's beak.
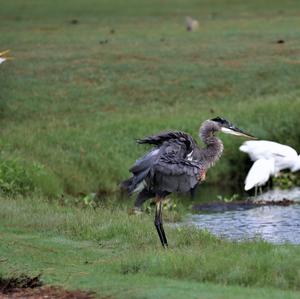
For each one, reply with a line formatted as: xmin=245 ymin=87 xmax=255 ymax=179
xmin=0 ymin=50 xmax=10 ymax=56
xmin=0 ymin=49 xmax=13 ymax=60
xmin=221 ymin=126 xmax=257 ymax=140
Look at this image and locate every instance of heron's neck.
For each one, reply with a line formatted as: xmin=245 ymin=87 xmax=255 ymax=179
xmin=198 ymin=121 xmax=224 ymax=169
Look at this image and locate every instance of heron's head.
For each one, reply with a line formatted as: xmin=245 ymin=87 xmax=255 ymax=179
xmin=210 ymin=116 xmax=257 ymax=139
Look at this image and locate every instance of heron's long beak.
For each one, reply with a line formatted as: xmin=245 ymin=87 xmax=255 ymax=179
xmin=221 ymin=126 xmax=257 ymax=139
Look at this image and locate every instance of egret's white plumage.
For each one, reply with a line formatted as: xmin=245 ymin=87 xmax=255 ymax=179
xmin=244 ymin=158 xmax=275 ymax=191
xmin=240 ymin=140 xmax=300 ymax=174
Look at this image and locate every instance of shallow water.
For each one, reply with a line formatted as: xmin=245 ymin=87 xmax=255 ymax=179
xmin=186 ymin=188 xmax=300 ymax=244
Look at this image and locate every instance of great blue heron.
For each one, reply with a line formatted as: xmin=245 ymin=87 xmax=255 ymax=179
xmin=244 ymin=158 xmax=275 ymax=196
xmin=240 ymin=140 xmax=300 ymax=174
xmin=121 ymin=117 xmax=256 ymax=247
xmin=0 ymin=50 xmax=12 ymax=64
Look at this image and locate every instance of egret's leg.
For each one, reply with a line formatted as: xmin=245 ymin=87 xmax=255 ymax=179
xmin=254 ymin=186 xmax=257 ymax=198
xmin=154 ymin=200 xmax=168 ymax=248
xmin=269 ymin=177 xmax=273 ymax=189
xmin=259 ymin=186 xmax=263 ymax=195
xmin=267 ymin=179 xmax=271 ymax=191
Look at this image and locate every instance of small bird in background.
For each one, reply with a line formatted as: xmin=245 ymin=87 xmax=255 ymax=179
xmin=0 ymin=50 xmax=13 ymax=64
xmin=244 ymin=158 xmax=275 ymax=196
xmin=240 ymin=140 xmax=300 ymax=175
xmin=185 ymin=16 xmax=199 ymax=32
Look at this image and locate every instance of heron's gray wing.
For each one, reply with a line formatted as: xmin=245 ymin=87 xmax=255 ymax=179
xmin=121 ymin=147 xmax=161 ymax=195
xmin=129 ymin=139 xmax=193 ymax=180
xmin=130 ymin=148 xmax=160 ymax=175
xmin=154 ymin=157 xmax=202 ymax=176
xmin=137 ymin=131 xmax=197 ymax=153
xmin=150 ymin=140 xmax=204 ymax=193
xmin=124 ymin=133 xmax=200 ymax=194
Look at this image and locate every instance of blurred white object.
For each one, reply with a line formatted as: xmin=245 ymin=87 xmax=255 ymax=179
xmin=244 ymin=158 xmax=275 ymax=193
xmin=185 ymin=16 xmax=199 ymax=32
xmin=240 ymin=140 xmax=300 ymax=174
xmin=0 ymin=49 xmax=12 ymax=64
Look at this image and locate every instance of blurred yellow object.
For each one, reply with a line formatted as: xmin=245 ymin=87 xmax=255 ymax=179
xmin=0 ymin=49 xmax=13 ymax=64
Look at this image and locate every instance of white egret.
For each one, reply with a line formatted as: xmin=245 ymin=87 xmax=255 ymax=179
xmin=244 ymin=158 xmax=275 ymax=195
xmin=240 ymin=140 xmax=300 ymax=174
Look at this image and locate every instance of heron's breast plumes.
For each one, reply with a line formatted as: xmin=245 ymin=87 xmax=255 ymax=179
xmin=197 ymin=168 xmax=206 ymax=181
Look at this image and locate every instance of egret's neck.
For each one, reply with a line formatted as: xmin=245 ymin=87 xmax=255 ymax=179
xmin=198 ymin=121 xmax=224 ymax=169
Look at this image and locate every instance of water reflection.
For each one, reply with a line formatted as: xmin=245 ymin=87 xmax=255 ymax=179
xmin=253 ymin=187 xmax=300 ymax=202
xmin=186 ymin=188 xmax=300 ymax=244
xmin=187 ymin=205 xmax=300 ymax=244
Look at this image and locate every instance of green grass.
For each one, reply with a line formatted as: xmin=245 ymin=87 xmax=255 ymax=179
xmin=1 ymin=0 xmax=300 ymax=196
xmin=1 ymin=2 xmax=300 ymax=296
xmin=1 ymin=196 xmax=300 ymax=298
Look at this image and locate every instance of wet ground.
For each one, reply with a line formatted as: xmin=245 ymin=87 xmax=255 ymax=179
xmin=186 ymin=188 xmax=300 ymax=244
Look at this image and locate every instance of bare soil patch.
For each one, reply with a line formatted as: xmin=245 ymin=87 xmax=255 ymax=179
xmin=0 ymin=275 xmax=95 ymax=299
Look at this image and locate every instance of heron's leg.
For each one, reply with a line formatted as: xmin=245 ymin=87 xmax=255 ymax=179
xmin=158 ymin=200 xmax=168 ymax=247
xmin=154 ymin=200 xmax=165 ymax=247
xmin=154 ymin=199 xmax=168 ymax=248
xmin=259 ymin=186 xmax=263 ymax=195
xmin=190 ymin=184 xmax=198 ymax=199
xmin=254 ymin=186 xmax=257 ymax=198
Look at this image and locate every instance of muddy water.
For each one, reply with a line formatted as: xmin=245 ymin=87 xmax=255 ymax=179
xmin=185 ymin=187 xmax=300 ymax=244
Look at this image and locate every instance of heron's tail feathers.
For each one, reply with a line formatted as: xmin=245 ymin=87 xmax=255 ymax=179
xmin=120 ymin=169 xmax=149 ymax=196
xmin=120 ymin=177 xmax=135 ymax=195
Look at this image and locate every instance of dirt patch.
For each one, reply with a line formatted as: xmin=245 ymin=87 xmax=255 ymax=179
xmin=0 ymin=275 xmax=95 ymax=299
xmin=0 ymin=286 xmax=96 ymax=299
xmin=0 ymin=275 xmax=42 ymax=293
xmin=115 ymin=53 xmax=160 ymax=63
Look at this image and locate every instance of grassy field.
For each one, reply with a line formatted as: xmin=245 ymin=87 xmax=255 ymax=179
xmin=1 ymin=0 xmax=300 ymax=197
xmin=1 ymin=1 xmax=300 ymax=298
xmin=1 ymin=196 xmax=300 ymax=298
